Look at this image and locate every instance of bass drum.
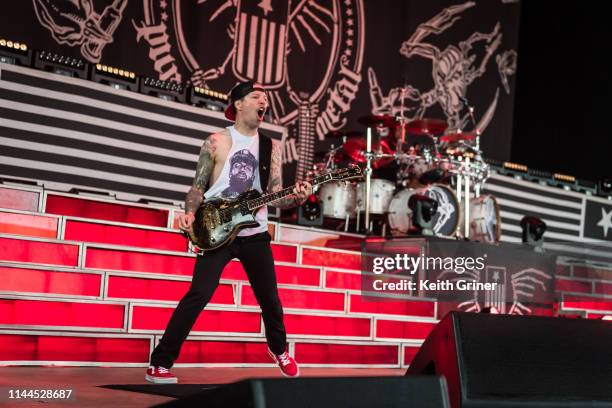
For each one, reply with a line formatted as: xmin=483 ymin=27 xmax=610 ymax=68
xmin=356 ymin=179 xmax=396 ymax=214
xmin=318 ymin=182 xmax=356 ymax=219
xmin=387 ymin=184 xmax=460 ymax=236
xmin=469 ymin=194 xmax=501 ymax=243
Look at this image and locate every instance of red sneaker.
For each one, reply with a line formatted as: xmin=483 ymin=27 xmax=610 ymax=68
xmin=268 ymin=349 xmax=299 ymax=377
xmin=145 ymin=365 xmax=178 ymax=384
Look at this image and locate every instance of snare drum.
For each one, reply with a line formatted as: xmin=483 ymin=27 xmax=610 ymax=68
xmin=318 ymin=182 xmax=356 ymax=219
xmin=356 ymin=179 xmax=395 ymax=214
xmin=469 ymin=194 xmax=501 ymax=243
xmin=387 ymin=184 xmax=460 ymax=236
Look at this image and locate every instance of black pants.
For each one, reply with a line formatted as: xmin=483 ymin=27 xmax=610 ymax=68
xmin=150 ymin=232 xmax=287 ymax=369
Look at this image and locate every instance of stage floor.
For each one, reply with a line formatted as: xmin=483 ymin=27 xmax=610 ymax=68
xmin=0 ymin=367 xmax=406 ymax=407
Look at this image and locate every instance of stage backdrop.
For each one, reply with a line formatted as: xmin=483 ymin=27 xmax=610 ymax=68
xmin=1 ymin=0 xmax=520 ymax=182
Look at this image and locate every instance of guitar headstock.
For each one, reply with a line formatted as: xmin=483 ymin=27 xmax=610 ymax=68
xmin=328 ymin=165 xmax=363 ymax=182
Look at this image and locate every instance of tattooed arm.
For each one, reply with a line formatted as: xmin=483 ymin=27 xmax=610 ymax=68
xmin=268 ymin=140 xmax=311 ymax=209
xmin=185 ymin=135 xmax=216 ymax=215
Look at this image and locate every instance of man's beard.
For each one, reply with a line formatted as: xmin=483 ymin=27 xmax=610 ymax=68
xmin=228 ymin=175 xmax=252 ymax=192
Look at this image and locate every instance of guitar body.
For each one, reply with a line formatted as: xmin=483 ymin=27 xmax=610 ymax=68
xmin=188 ymin=189 xmax=262 ymax=252
xmin=186 ymin=166 xmax=362 ymax=252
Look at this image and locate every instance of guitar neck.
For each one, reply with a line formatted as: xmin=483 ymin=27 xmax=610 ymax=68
xmin=246 ymin=173 xmax=332 ymax=211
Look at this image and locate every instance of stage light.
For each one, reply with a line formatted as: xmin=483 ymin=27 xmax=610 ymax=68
xmin=92 ymin=63 xmax=139 ymax=91
xmin=188 ymin=86 xmax=229 ymax=112
xmin=520 ymin=215 xmax=546 ymax=250
xmin=553 ymin=173 xmax=576 ymax=191
xmin=553 ymin=173 xmax=576 ymax=183
xmin=0 ymin=38 xmax=31 ymax=66
xmin=480 ymin=306 xmax=500 ymax=314
xmin=598 ymin=178 xmax=612 ymax=198
xmin=408 ymin=193 xmax=438 ymax=236
xmin=601 ymin=315 xmax=612 ymax=321
xmin=503 ymin=162 xmax=528 ymax=173
xmin=298 ymin=193 xmax=323 ymax=226
xmin=34 ymin=50 xmax=88 ymax=78
xmin=139 ymin=76 xmax=186 ymax=102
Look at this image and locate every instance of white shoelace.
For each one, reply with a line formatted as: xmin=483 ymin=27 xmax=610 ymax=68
xmin=278 ymin=353 xmax=291 ymax=366
xmin=157 ymin=367 xmax=169 ymax=374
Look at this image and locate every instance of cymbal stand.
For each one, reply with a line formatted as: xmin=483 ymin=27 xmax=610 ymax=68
xmin=364 ymin=126 xmax=373 ymax=233
xmin=464 ymin=156 xmax=471 ymax=239
xmin=464 ymin=96 xmax=481 ymax=197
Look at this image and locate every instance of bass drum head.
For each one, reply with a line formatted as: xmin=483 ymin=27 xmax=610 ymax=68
xmin=388 ymin=188 xmax=414 ymax=234
xmin=469 ymin=194 xmax=501 ymax=243
xmin=318 ymin=182 xmax=356 ymax=219
xmin=387 ymin=184 xmax=460 ymax=236
xmin=421 ymin=184 xmax=460 ymax=236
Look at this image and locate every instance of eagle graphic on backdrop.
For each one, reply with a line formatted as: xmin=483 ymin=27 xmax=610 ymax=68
xmin=33 ymin=0 xmax=128 ymax=63
xmin=437 ymin=267 xmax=553 ymax=315
xmin=368 ymin=1 xmax=517 ymax=135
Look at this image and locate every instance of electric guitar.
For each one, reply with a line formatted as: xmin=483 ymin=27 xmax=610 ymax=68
xmin=187 ymin=166 xmax=362 ymax=252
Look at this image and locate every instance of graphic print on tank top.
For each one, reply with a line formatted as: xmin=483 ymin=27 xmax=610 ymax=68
xmin=221 ymin=149 xmax=258 ymax=198
xmin=204 ymin=126 xmax=267 ymax=236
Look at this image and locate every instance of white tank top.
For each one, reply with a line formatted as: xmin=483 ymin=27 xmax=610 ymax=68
xmin=204 ymin=126 xmax=268 ymax=236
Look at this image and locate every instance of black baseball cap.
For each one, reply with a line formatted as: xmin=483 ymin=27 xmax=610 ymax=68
xmin=224 ymin=81 xmax=266 ymax=121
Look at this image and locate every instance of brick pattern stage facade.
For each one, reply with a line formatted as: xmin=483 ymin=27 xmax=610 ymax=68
xmin=0 ymin=183 xmax=611 ymax=368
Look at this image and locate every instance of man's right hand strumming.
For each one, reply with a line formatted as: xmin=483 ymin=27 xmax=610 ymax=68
xmin=178 ymin=212 xmax=195 ymax=232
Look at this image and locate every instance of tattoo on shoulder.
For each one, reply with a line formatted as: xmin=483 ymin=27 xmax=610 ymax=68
xmin=185 ymin=135 xmax=216 ymax=213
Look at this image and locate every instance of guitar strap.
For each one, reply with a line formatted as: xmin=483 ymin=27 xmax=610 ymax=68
xmin=258 ymin=133 xmax=273 ymax=192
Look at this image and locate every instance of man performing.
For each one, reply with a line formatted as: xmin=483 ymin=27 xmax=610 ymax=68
xmin=146 ymin=81 xmax=312 ymax=383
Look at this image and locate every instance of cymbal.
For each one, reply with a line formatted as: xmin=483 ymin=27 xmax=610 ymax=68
xmin=439 ymin=132 xmax=477 ymax=144
xmin=403 ymin=118 xmax=447 ymax=135
xmin=358 ymin=114 xmax=397 ymax=128
xmin=342 ymin=136 xmax=394 ymax=169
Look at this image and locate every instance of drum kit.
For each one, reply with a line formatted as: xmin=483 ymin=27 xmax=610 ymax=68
xmin=312 ymin=114 xmax=501 ymax=243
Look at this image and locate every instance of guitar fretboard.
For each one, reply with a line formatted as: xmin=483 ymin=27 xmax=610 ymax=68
xmin=246 ymin=173 xmax=332 ymax=211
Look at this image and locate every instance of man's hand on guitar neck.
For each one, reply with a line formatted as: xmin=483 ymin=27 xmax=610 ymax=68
xmin=292 ymin=181 xmax=313 ymax=206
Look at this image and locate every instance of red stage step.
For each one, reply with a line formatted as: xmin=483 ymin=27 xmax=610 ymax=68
xmin=45 ymin=193 xmax=169 ymax=228
xmin=0 ymin=266 xmax=101 ymax=297
xmin=324 ymin=269 xmax=362 ymax=291
xmin=294 ymin=342 xmax=399 ymax=365
xmin=83 ymin=245 xmax=303 ymax=279
xmin=130 ymin=305 xmax=261 ymax=335
xmin=0 ymin=236 xmax=80 ymax=267
xmin=84 ymin=246 xmax=195 ymax=276
xmin=562 ymin=295 xmax=612 ymax=313
xmin=403 ymin=345 xmax=420 ymax=366
xmin=555 ymin=277 xmax=593 ymax=294
xmin=0 ymin=332 xmax=151 ymax=363
xmin=64 ymin=219 xmax=188 ymax=252
xmin=270 ymin=243 xmax=298 ymax=263
xmin=349 ymin=294 xmax=435 ymax=318
xmin=176 ymin=339 xmax=271 ymax=364
xmin=284 ymin=314 xmax=371 ymax=338
xmin=105 ymin=275 xmax=235 ymax=305
xmin=0 ymin=186 xmax=40 ymax=212
xmin=0 ymin=298 xmax=125 ymax=329
xmin=375 ymin=319 xmax=436 ymax=341
xmin=241 ymin=285 xmax=346 ymax=312
xmin=301 ymin=247 xmax=361 ymax=271
xmin=221 ymin=261 xmax=321 ymax=287
xmin=0 ymin=211 xmax=58 ymax=238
